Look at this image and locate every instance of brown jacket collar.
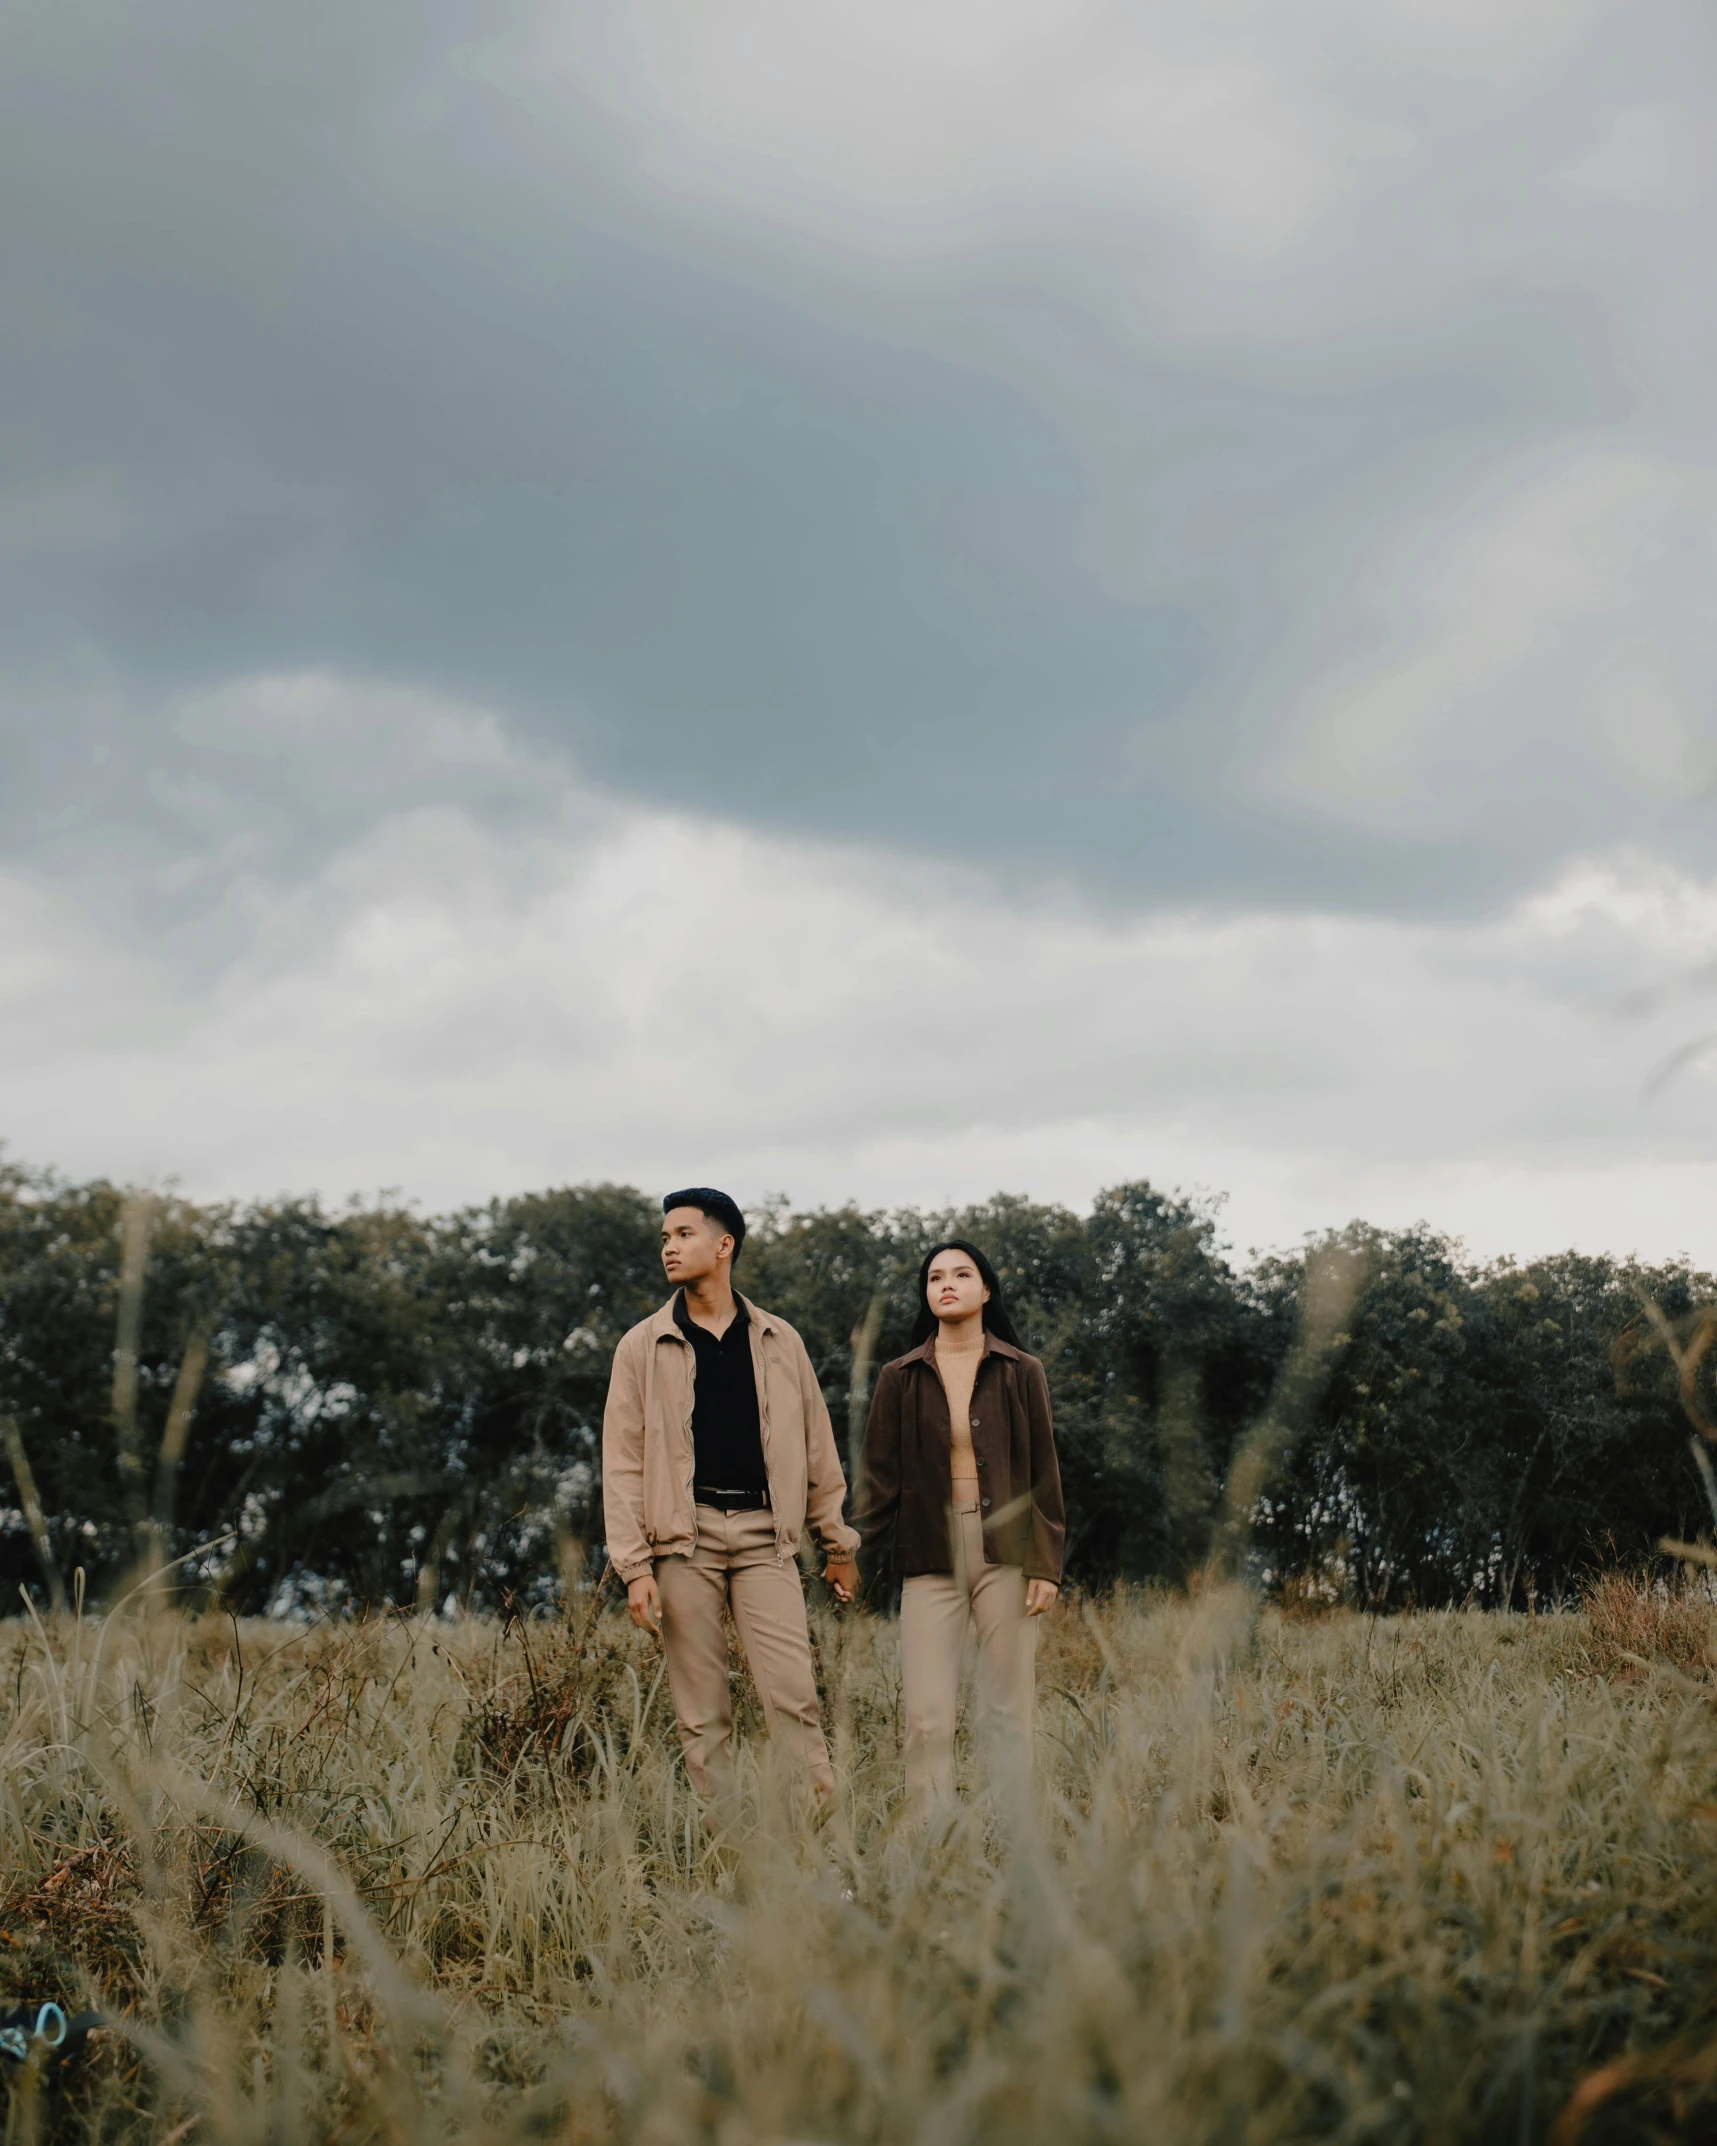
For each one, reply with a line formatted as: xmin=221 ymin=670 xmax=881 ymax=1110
xmin=896 ymin=1328 xmax=1024 ymax=1368
xmin=646 ymin=1289 xmax=779 ymax=1343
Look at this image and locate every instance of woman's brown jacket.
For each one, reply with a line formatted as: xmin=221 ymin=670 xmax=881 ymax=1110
xmin=859 ymin=1332 xmax=1065 ymax=1583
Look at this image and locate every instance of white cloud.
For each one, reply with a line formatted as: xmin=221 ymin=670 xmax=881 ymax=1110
xmin=490 ymin=0 xmax=1646 ymax=295
xmin=6 ymin=673 xmax=1717 ymax=1265
xmin=1586 ymin=647 xmax=1717 ymax=801
xmin=1261 ymin=447 xmax=1717 ymax=834
xmin=507 ymin=0 xmax=1418 ymax=258
xmin=1561 ymin=101 xmax=1714 ymax=205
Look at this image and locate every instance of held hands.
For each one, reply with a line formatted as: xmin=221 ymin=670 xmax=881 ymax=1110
xmin=818 ymin=1559 xmax=1046 ymax=1611
xmin=626 ymin=1574 xmax=662 ymax=1637
xmin=631 ymin=1563 xmax=860 ymax=1628
xmin=823 ymin=1556 xmax=860 ymax=1604
xmin=635 ymin=1561 xmax=1038 ymax=1618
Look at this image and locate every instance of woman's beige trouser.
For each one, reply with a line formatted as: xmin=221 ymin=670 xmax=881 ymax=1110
xmin=899 ymin=1501 xmax=1037 ymax=1812
xmin=655 ymin=1503 xmax=833 ymax=1804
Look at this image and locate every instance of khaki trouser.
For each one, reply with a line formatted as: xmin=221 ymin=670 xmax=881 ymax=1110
xmin=899 ymin=1501 xmax=1037 ymax=1813
xmin=656 ymin=1503 xmax=833 ymax=1804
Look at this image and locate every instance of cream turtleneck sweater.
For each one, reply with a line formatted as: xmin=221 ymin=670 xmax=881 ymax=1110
xmin=933 ymin=1327 xmax=985 ymax=1496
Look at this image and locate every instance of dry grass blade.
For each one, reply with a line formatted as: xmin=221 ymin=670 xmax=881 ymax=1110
xmin=152 ymin=1327 xmax=211 ymax=1565
xmin=2 ymin=1415 xmax=66 ymax=1612
xmin=1630 ymin=1285 xmax=1717 ymax=1448
xmin=111 ymin=1192 xmax=156 ymax=1561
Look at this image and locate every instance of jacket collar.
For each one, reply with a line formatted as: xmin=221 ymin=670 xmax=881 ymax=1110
xmin=899 ymin=1327 xmax=1023 ymax=1367
xmin=650 ymin=1288 xmax=777 ymax=1342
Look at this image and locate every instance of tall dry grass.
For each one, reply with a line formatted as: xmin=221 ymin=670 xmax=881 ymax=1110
xmin=3 ymin=1581 xmax=1716 ymax=2144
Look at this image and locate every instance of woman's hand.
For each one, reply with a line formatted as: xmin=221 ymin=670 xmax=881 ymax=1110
xmin=1025 ymin=1578 xmax=1058 ymax=1617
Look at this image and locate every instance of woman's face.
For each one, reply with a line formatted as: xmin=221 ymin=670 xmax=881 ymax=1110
xmin=926 ymin=1249 xmax=990 ymax=1326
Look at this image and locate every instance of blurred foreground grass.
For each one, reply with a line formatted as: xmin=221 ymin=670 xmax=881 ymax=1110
xmin=3 ymin=1581 xmax=1717 ymax=2144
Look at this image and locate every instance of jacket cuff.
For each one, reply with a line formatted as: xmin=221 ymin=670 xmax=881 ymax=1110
xmin=819 ymin=1523 xmax=861 ymax=1559
xmin=611 ymin=1554 xmax=654 ymax=1586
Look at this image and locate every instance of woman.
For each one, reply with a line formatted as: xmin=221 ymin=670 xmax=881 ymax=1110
xmin=861 ymin=1240 xmax=1065 ymax=1812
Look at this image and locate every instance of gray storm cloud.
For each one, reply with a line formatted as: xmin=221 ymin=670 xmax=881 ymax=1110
xmin=3 ymin=0 xmax=1713 ymax=921
xmin=3 ymin=0 xmax=1717 ymax=1257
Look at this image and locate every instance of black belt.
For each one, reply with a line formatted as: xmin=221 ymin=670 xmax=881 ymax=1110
xmin=693 ymin=1485 xmax=770 ymax=1512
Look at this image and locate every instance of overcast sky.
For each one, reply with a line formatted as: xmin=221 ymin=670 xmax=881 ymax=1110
xmin=3 ymin=0 xmax=1716 ymax=1264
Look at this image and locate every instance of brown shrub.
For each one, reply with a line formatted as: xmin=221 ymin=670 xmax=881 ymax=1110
xmin=1582 ymin=1569 xmax=1715 ymax=1678
xmin=0 ymin=1836 xmax=143 ymax=2008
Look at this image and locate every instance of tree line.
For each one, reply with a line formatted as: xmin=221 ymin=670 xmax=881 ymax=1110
xmin=0 ymin=1154 xmax=1711 ymax=1614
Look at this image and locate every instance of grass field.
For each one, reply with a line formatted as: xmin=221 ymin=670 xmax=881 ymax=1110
xmin=2 ymin=1577 xmax=1716 ymax=2145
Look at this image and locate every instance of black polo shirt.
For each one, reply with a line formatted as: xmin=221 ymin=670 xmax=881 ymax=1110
xmin=673 ymin=1291 xmax=768 ymax=1496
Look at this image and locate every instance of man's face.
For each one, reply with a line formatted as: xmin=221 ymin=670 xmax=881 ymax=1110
xmin=661 ymin=1207 xmax=732 ymax=1286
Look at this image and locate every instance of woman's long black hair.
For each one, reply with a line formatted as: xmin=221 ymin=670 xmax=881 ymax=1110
xmin=907 ymin=1239 xmax=1025 ymax=1351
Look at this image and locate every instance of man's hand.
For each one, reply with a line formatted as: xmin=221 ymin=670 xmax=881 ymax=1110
xmin=627 ymin=1574 xmax=662 ymax=1637
xmin=823 ymin=1556 xmax=860 ymax=1605
xmin=1025 ymin=1578 xmax=1058 ymax=1618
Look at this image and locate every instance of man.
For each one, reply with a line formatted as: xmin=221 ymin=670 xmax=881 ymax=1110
xmin=602 ymin=1187 xmax=861 ymax=1806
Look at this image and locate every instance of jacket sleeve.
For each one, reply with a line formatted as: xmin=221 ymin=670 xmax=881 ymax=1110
xmin=858 ymin=1361 xmax=902 ymax=1575
xmin=601 ymin=1329 xmax=655 ymax=1586
xmin=1023 ymin=1356 xmax=1066 ymax=1584
xmin=797 ymin=1331 xmax=861 ymax=1560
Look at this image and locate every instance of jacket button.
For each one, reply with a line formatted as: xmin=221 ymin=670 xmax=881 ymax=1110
xmin=970 ymin=1415 xmax=980 ymax=1428
xmin=981 ymin=1497 xmax=991 ymax=1508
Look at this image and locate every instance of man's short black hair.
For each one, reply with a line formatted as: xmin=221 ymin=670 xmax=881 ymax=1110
xmin=661 ymin=1187 xmax=747 ymax=1264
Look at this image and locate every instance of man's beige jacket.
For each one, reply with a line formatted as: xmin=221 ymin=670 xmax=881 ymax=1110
xmin=602 ymin=1292 xmax=860 ymax=1586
